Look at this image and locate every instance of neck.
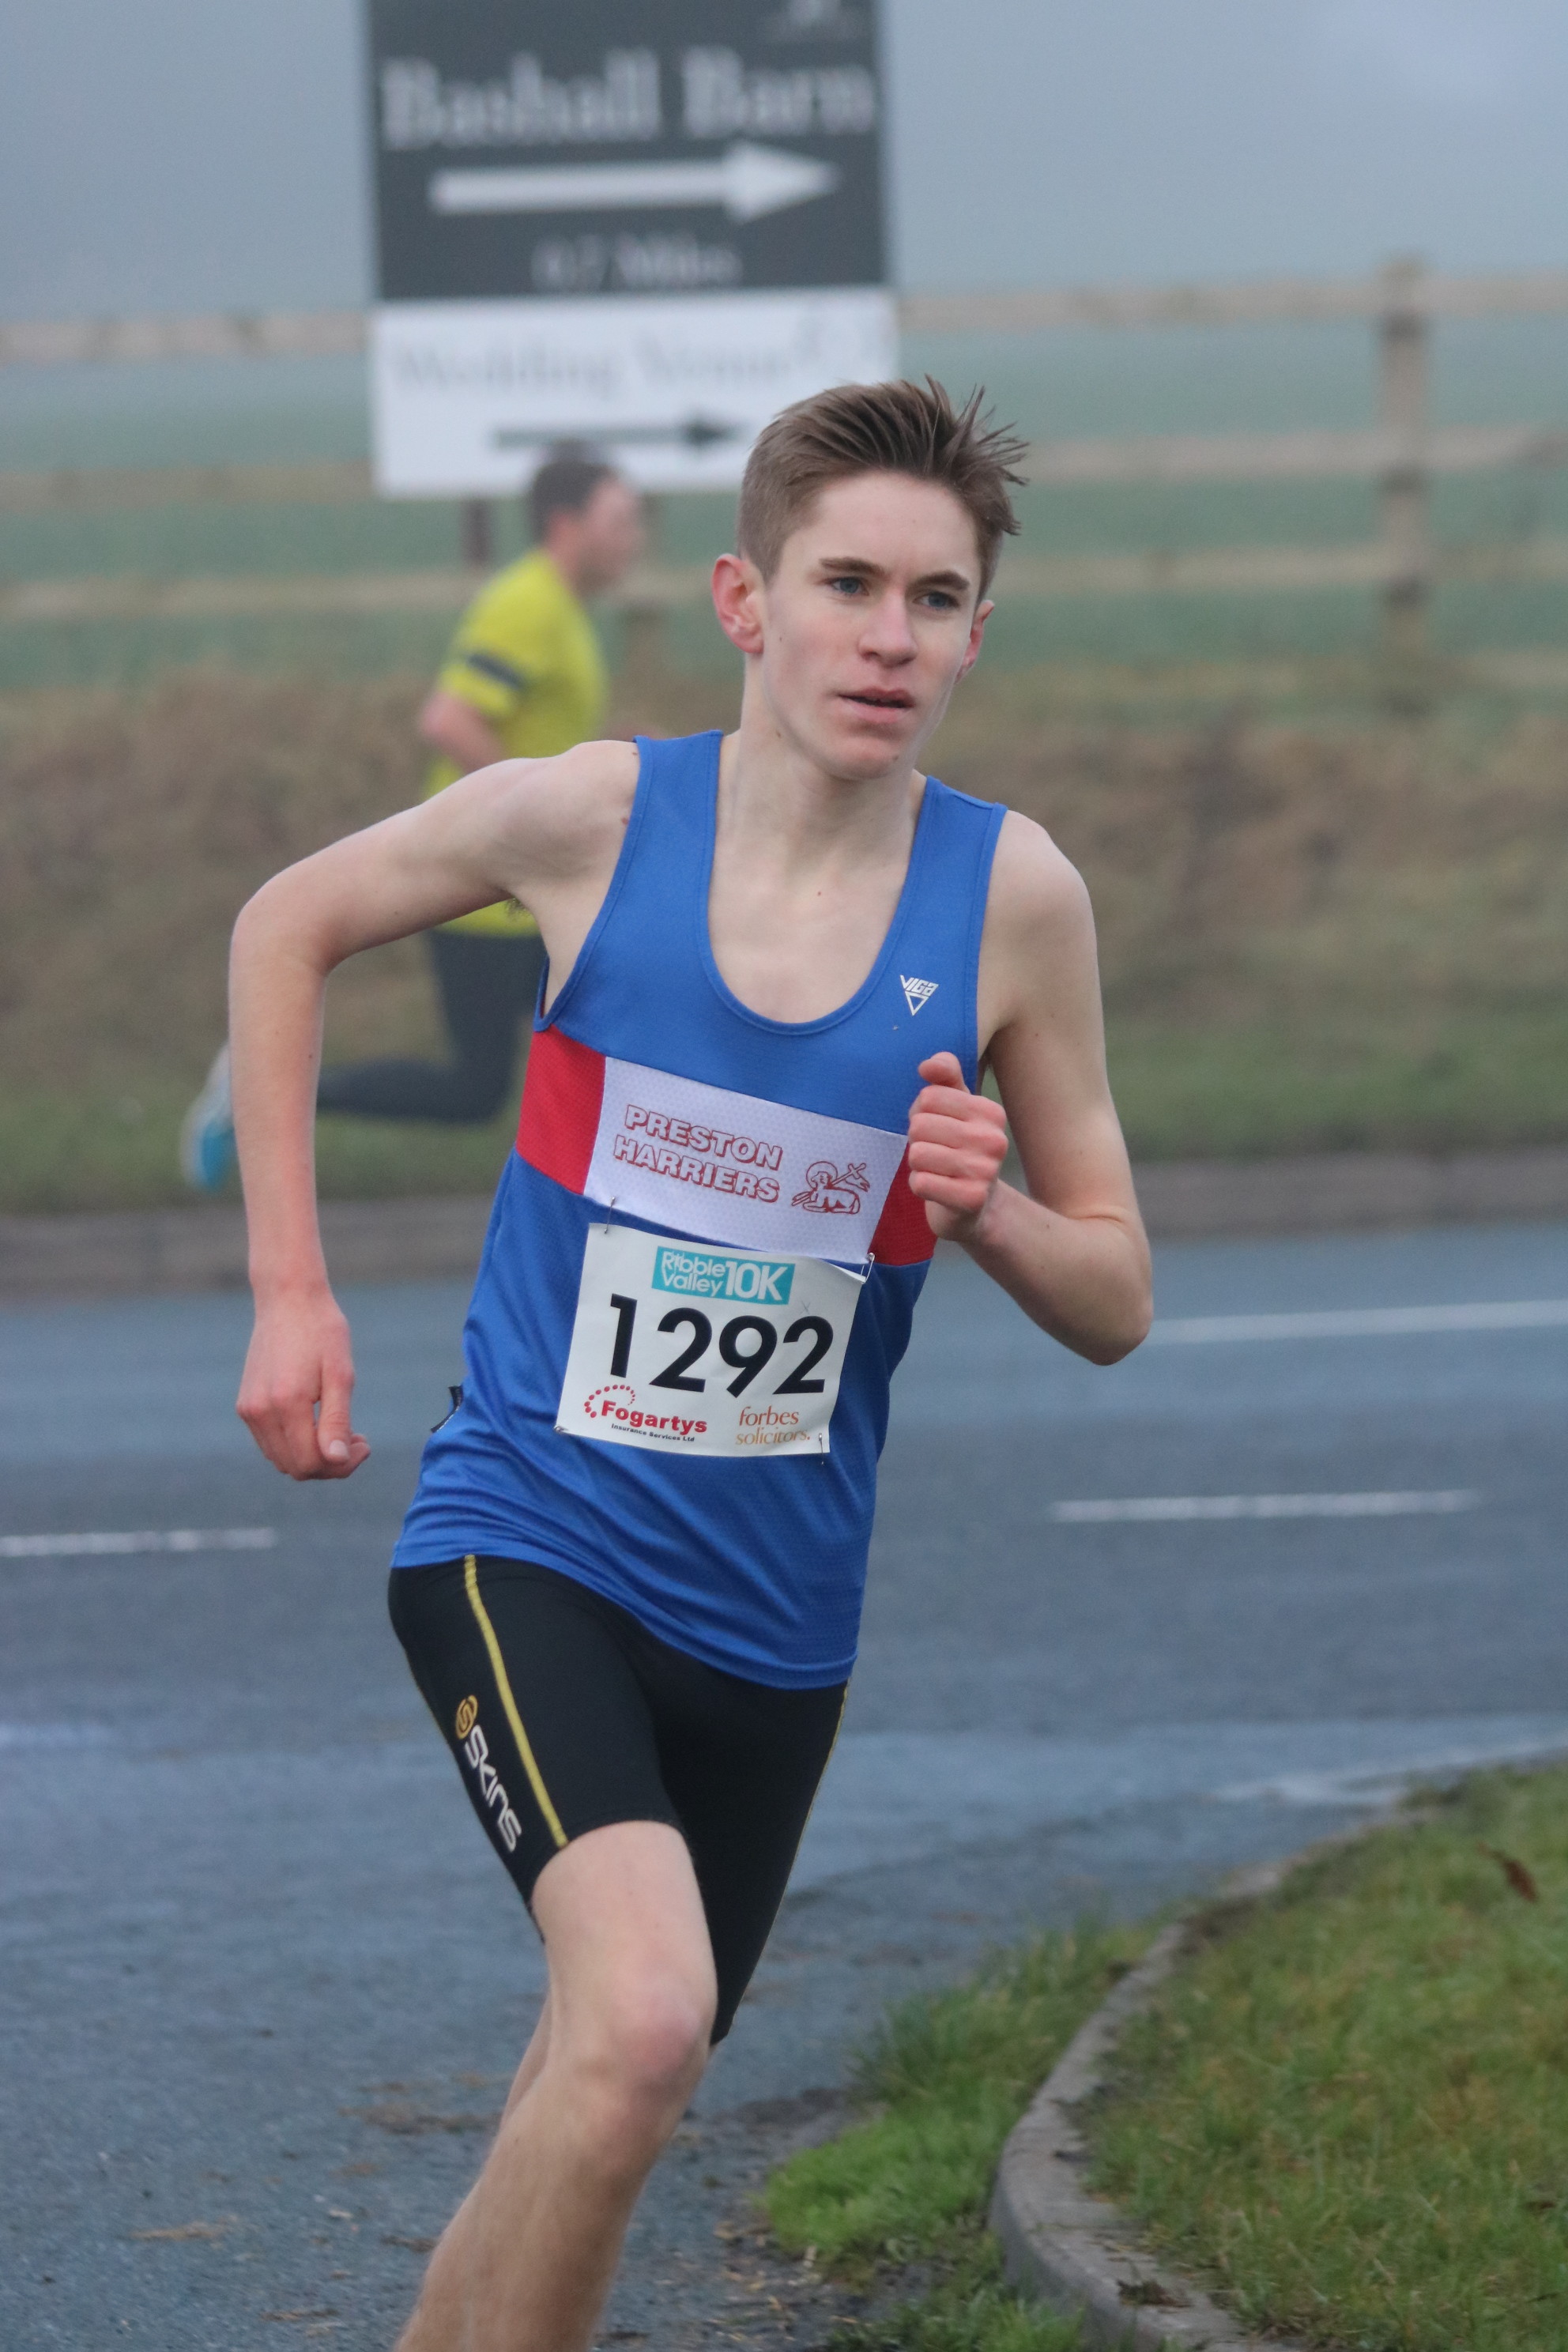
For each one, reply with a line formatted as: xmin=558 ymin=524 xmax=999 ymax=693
xmin=541 ymin=538 xmax=588 ymax=599
xmin=721 ymin=666 xmax=925 ymax=877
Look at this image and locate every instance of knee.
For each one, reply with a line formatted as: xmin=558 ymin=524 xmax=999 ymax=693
xmin=599 ymin=1970 xmax=714 ymax=2106
xmin=566 ymin=1971 xmax=715 ymax=2158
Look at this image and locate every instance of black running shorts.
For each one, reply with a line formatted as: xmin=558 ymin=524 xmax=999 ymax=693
xmin=388 ymin=1556 xmax=846 ymax=2042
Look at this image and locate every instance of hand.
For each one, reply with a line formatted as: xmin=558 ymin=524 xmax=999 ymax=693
xmin=905 ymin=1053 xmax=1009 ymax=1241
xmin=237 ymin=1290 xmax=371 ymax=1480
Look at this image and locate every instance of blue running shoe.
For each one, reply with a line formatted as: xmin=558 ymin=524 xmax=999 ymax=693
xmin=179 ymin=1045 xmax=236 ymax=1191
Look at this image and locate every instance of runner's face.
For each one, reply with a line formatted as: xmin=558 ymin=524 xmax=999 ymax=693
xmin=756 ymin=473 xmax=990 ymax=779
xmin=566 ymin=478 xmax=646 ymax=594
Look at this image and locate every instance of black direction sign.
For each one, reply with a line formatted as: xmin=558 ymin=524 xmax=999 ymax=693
xmin=363 ymin=0 xmax=893 ymax=496
xmin=366 ymin=0 xmax=886 ymax=305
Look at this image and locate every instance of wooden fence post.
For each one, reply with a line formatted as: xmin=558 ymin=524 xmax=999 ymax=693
xmin=1377 ymin=255 xmax=1432 ymax=683
xmin=619 ymin=492 xmax=668 ymax=690
xmin=460 ymin=496 xmax=493 ymax=571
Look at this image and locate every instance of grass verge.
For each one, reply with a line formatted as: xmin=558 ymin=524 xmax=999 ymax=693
xmin=1090 ymin=1766 xmax=1568 ymax=2350
xmin=763 ymin=1923 xmax=1150 ymax=2350
xmin=6 ymin=1001 xmax=1568 ymax=1216
xmin=0 ymin=1081 xmax=518 ymax=1219
xmin=1106 ymin=1004 xmax=1568 ymax=1163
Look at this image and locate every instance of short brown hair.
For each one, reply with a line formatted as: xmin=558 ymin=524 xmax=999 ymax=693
xmin=529 ymin=444 xmax=616 ymax=543
xmin=737 ymin=379 xmax=1027 ymax=595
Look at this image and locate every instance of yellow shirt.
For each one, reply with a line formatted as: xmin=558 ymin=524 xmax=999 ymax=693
xmin=425 ymin=547 xmax=609 ymax=936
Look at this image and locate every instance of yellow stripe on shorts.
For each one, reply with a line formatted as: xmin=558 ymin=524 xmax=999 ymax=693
xmin=463 ymin=1555 xmax=567 ymax=1849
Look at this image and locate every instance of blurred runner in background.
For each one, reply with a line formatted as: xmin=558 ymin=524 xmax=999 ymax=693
xmin=180 ymin=447 xmax=644 ymax=1187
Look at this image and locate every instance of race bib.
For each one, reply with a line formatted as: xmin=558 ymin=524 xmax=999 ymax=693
xmin=556 ymin=1222 xmax=865 ymax=1460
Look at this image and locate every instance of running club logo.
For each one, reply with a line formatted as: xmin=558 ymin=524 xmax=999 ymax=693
xmin=901 ymin=974 xmax=938 ymax=1015
xmin=792 ymin=1159 xmax=871 ymax=1215
xmin=454 ymin=1694 xmax=479 ymax=1739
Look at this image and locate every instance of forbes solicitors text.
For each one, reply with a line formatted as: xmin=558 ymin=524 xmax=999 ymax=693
xmin=612 ymin=1102 xmax=782 ymax=1202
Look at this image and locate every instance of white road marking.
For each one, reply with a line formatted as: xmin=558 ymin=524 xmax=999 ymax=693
xmin=1050 ymin=1490 xmax=1479 ymax=1524
xmin=0 ymin=1721 xmax=115 ymax=1749
xmin=1148 ymin=1298 xmax=1568 ymax=1344
xmin=0 ymin=1528 xmax=277 ymax=1559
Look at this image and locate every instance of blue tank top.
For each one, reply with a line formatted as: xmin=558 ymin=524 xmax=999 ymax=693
xmin=393 ymin=731 xmax=1005 ymax=1687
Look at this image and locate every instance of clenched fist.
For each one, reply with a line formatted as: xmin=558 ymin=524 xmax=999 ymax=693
xmin=905 ymin=1052 xmax=1009 ymax=1241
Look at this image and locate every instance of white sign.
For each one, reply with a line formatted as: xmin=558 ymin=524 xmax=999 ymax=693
xmin=557 ymin=1222 xmax=865 ymax=1458
xmin=371 ymin=287 xmax=898 ymax=496
xmin=365 ymin=3 xmax=891 ymax=496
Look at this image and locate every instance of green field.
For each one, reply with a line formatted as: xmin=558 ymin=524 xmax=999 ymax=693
xmin=6 ymin=468 xmax=1568 ymax=694
xmin=1 ymin=662 xmax=1564 ymax=1215
xmin=6 ymin=317 xmax=1568 ymax=692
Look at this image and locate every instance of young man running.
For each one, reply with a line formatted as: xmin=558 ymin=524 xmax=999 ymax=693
xmin=231 ymin=379 xmax=1151 ymax=2350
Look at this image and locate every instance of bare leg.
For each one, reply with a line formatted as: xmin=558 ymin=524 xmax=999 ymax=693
xmin=499 ymin=1993 xmax=552 ymax=2127
xmin=396 ymin=1820 xmax=717 ymax=2352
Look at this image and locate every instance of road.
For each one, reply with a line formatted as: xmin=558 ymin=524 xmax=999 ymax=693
xmin=2 ymin=1217 xmax=1566 ymax=2348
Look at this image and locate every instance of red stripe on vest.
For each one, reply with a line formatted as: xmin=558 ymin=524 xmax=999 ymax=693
xmin=515 ymin=1027 xmax=605 ymax=1193
xmin=869 ymin=1153 xmax=937 ymax=1267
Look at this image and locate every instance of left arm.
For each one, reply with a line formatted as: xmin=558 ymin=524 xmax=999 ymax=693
xmin=904 ymin=812 xmax=1152 ymax=1363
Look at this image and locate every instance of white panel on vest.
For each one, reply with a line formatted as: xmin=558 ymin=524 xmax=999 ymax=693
xmin=582 ymin=1055 xmax=906 ymax=1263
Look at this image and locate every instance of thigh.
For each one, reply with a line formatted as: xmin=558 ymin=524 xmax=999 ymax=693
xmin=640 ymin=1651 xmax=846 ymax=2042
xmin=389 ymin=1557 xmax=682 ymax=1910
xmin=530 ymin=1819 xmax=718 ymax=2064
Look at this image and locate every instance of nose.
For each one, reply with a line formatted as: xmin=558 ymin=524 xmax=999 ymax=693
xmin=858 ymin=586 xmax=917 ymax=662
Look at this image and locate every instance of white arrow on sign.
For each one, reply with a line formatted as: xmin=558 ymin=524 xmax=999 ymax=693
xmin=430 ymin=140 xmax=839 ymax=226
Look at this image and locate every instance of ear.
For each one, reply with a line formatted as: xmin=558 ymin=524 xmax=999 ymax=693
xmin=956 ymin=597 xmax=993 ymax=681
xmin=711 ymin=552 xmax=767 ymax=656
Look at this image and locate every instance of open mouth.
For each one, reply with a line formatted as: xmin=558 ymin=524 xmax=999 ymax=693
xmin=842 ymin=688 xmax=914 ymax=711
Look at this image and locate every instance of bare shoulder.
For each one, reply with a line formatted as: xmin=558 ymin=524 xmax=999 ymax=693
xmin=450 ymin=736 xmax=639 ymax=880
xmin=984 ymin=808 xmax=1095 ymax=957
xmin=492 ymin=736 xmax=639 ymax=832
xmin=973 ymin=808 xmax=1100 ymax=1059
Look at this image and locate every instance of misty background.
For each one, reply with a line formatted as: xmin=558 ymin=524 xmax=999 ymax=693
xmin=2 ymin=0 xmax=1566 ymax=1220
xmin=5 ymin=0 xmax=1568 ymax=477
xmin=5 ymin=0 xmax=1568 ymax=315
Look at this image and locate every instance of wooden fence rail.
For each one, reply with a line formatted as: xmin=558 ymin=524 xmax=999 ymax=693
xmin=6 ymin=266 xmax=1568 ymax=368
xmin=10 ymin=537 xmax=1568 ymax=633
xmin=7 ymin=422 xmax=1568 ymax=518
xmin=6 ymin=259 xmax=1568 ymax=666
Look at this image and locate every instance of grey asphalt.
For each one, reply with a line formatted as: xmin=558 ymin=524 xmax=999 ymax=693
xmin=2 ymin=1219 xmax=1566 ymax=2349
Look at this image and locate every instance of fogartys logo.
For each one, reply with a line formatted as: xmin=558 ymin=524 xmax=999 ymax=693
xmin=454 ymin=1694 xmax=479 ymax=1740
xmin=582 ymin=1382 xmax=707 ymax=1442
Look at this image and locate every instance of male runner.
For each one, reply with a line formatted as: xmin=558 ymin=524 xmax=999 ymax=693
xmin=179 ymin=447 xmax=643 ymax=1186
xmin=230 ymin=379 xmax=1152 ymax=2351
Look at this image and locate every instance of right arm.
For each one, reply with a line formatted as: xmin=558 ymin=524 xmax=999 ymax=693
xmin=233 ymin=740 xmax=636 ymax=1479
xmin=418 ymin=688 xmax=507 ymax=776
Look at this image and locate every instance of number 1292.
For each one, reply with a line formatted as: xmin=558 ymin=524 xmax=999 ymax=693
xmin=606 ymin=1293 xmax=835 ymax=1396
